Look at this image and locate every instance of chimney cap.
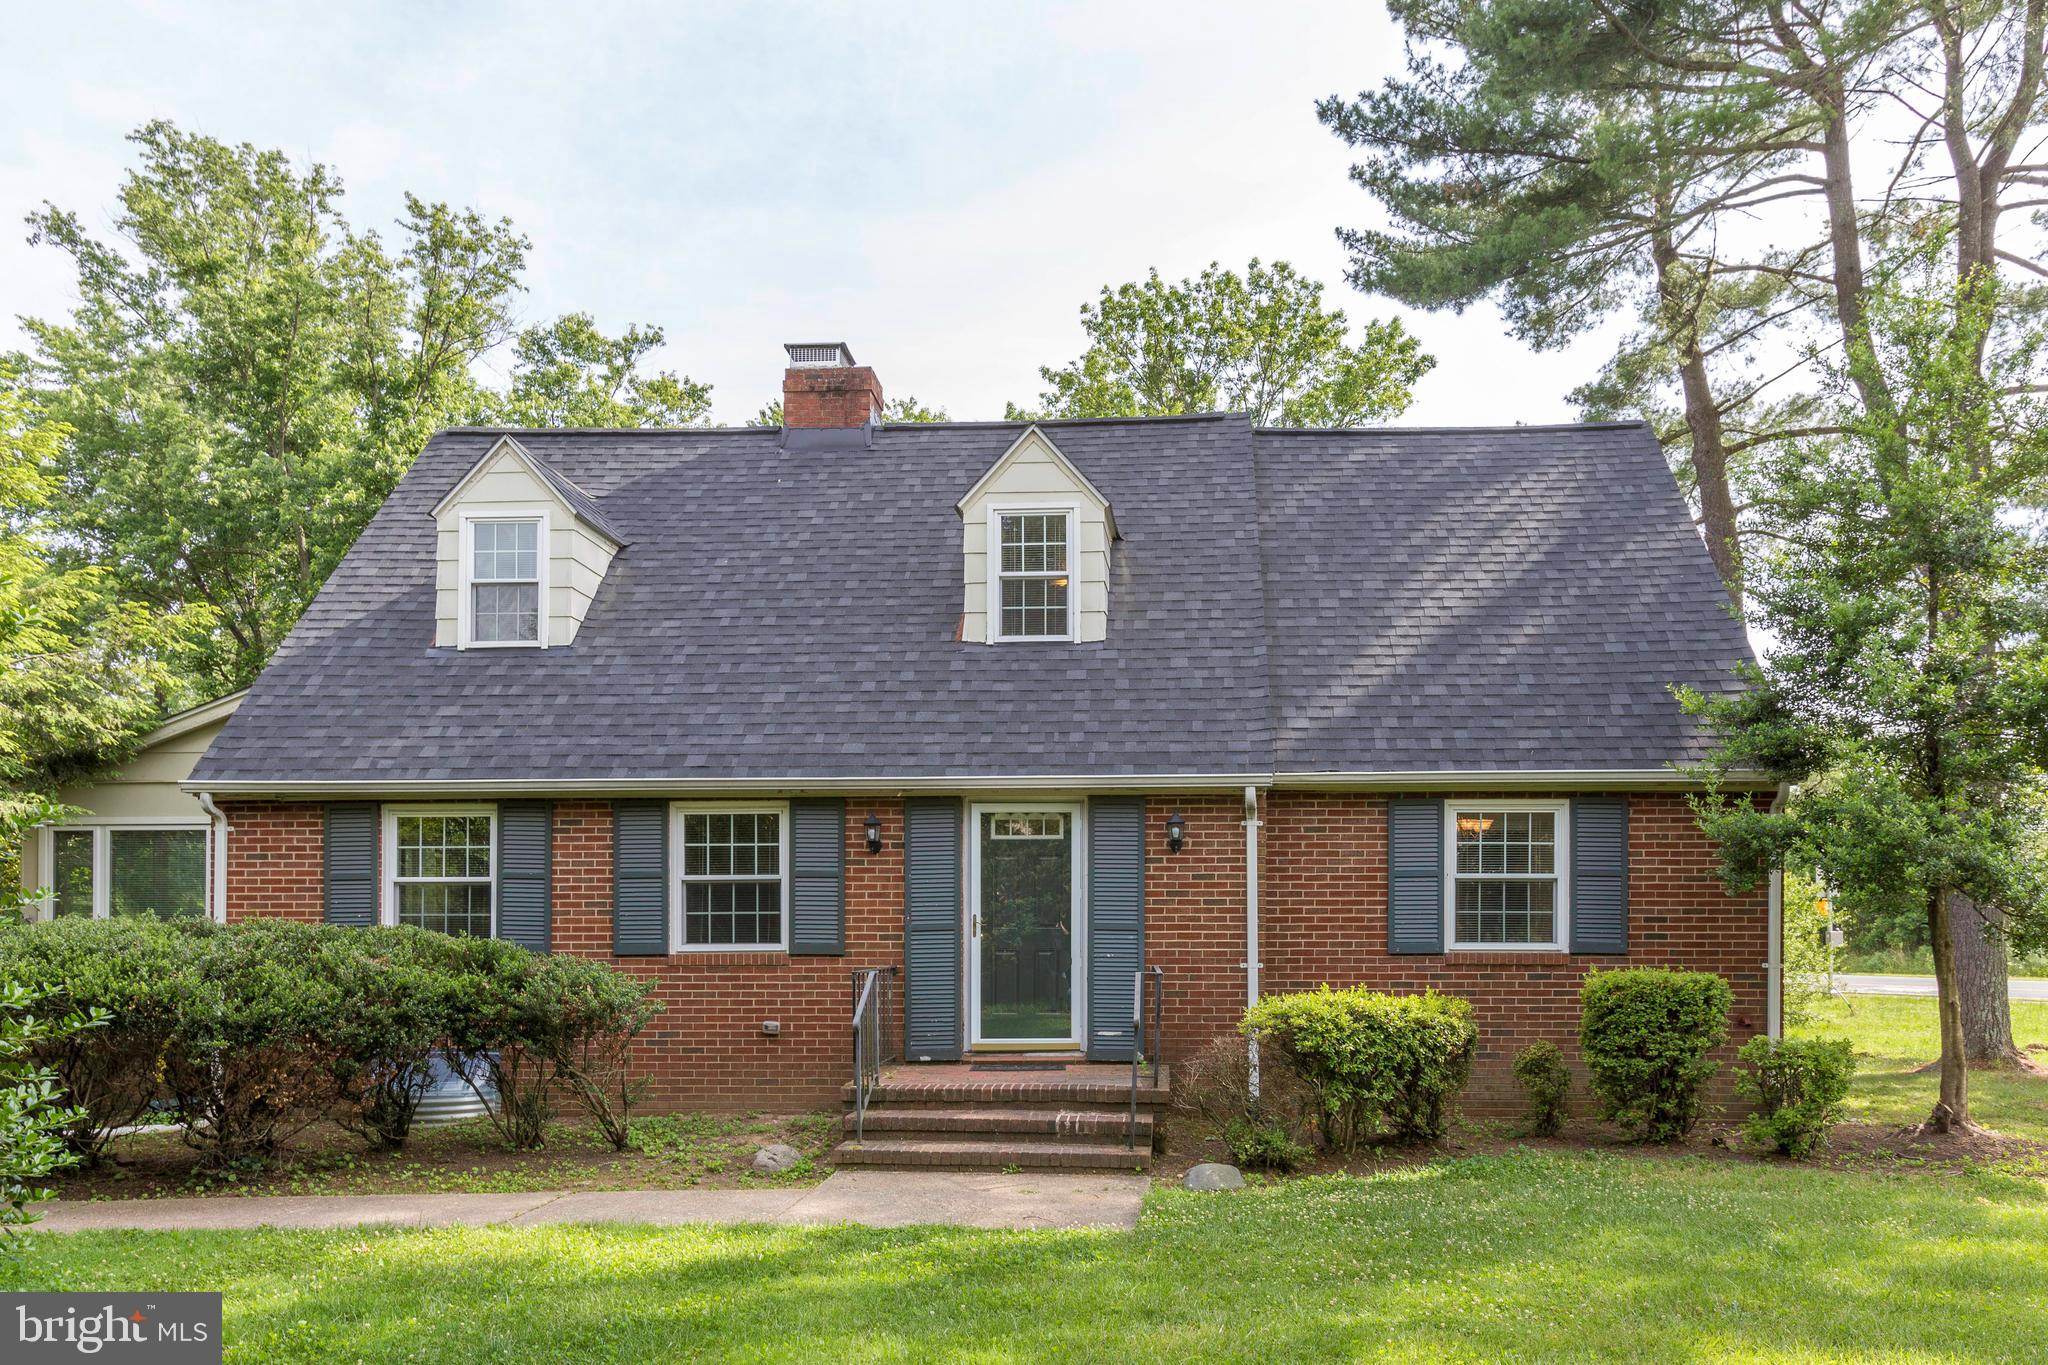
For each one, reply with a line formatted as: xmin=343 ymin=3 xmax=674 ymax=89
xmin=784 ymin=342 xmax=857 ymax=369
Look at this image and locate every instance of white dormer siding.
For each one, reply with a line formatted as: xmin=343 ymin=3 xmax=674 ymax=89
xmin=432 ymin=438 xmax=622 ymax=648
xmin=956 ymin=427 xmax=1115 ymax=644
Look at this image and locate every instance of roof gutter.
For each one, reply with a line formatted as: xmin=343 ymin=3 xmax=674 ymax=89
xmin=182 ymin=767 xmax=1767 ymax=799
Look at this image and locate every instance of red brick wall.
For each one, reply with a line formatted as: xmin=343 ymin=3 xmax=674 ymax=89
xmin=220 ymin=800 xmax=325 ymax=922
xmin=217 ymin=790 xmax=1766 ymax=1115
xmin=781 ymin=366 xmax=884 ymax=428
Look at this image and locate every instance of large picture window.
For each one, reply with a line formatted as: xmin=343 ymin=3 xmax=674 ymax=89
xmin=672 ymin=804 xmax=788 ymax=951
xmin=465 ymin=517 xmax=543 ymax=646
xmin=39 ymin=824 xmax=209 ymax=921
xmin=385 ymin=807 xmax=496 ymax=938
xmin=1445 ymin=802 xmax=1570 ymax=950
xmin=994 ymin=510 xmax=1073 ymax=640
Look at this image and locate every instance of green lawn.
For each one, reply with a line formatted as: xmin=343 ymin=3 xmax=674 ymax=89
xmin=1792 ymin=994 xmax=2048 ymax=1142
xmin=8 ymin=1152 xmax=2045 ymax=1362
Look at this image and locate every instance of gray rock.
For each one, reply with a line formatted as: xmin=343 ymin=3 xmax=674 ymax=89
xmin=751 ymin=1143 xmax=802 ymax=1174
xmin=1182 ymin=1162 xmax=1245 ymax=1191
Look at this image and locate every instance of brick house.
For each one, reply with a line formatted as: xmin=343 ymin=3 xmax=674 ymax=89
xmin=59 ymin=343 xmax=1779 ymax=1153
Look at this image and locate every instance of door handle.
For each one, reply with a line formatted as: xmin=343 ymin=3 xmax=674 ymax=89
xmin=972 ymin=914 xmax=981 ymax=938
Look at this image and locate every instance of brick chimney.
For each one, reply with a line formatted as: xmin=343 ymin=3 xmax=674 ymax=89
xmin=782 ymin=343 xmax=883 ymax=429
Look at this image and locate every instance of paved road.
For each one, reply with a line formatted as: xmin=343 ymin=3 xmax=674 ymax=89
xmin=1835 ymin=973 xmax=2048 ymax=1001
xmin=33 ymin=1170 xmax=1152 ymax=1234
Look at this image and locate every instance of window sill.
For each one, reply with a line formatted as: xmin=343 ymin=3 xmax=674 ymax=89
xmin=666 ymin=949 xmax=789 ymax=967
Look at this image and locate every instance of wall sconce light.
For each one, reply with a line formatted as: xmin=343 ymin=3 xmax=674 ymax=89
xmin=1166 ymin=812 xmax=1186 ymax=854
xmin=864 ymin=813 xmax=883 ymax=855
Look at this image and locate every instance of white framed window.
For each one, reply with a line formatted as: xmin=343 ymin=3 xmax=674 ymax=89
xmin=1444 ymin=801 xmax=1570 ymax=951
xmin=670 ymin=802 xmax=789 ymax=952
xmin=459 ymin=512 xmax=548 ymax=648
xmin=383 ymin=805 xmax=497 ymax=937
xmin=989 ymin=507 xmax=1075 ymax=641
xmin=35 ymin=820 xmax=210 ymax=921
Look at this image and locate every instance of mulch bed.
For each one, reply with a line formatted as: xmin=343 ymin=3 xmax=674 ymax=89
xmin=54 ymin=1111 xmax=839 ymax=1201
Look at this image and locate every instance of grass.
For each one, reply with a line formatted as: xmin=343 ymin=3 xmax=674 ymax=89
xmin=1832 ymin=944 xmax=2048 ymax=977
xmin=9 ymin=1152 xmax=2046 ymax=1362
xmin=1791 ymin=994 xmax=2048 ymax=1143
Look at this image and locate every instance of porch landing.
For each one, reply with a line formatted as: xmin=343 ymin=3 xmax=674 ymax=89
xmin=833 ymin=1058 xmax=1170 ymax=1171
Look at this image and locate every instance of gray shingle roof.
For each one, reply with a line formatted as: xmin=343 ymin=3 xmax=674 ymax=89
xmin=190 ymin=415 xmax=1749 ymax=787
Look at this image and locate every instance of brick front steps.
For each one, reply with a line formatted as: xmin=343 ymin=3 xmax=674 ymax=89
xmin=831 ymin=1059 xmax=1169 ymax=1171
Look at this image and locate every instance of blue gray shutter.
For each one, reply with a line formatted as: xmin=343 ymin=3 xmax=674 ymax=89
xmin=1085 ymin=797 xmax=1145 ymax=1062
xmin=1387 ymin=798 xmax=1445 ymax=954
xmin=1570 ymin=796 xmax=1629 ymax=954
xmin=789 ymin=799 xmax=846 ymax=955
xmin=496 ymin=801 xmax=553 ymax=951
xmin=903 ymin=797 xmax=963 ymax=1061
xmin=611 ymin=800 xmax=669 ymax=956
xmin=323 ymin=802 xmax=378 ymax=927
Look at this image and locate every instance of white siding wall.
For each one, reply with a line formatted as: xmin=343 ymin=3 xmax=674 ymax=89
xmin=433 ymin=448 xmax=618 ymax=647
xmin=960 ymin=432 xmax=1112 ymax=643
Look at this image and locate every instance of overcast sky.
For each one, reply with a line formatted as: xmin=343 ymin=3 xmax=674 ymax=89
xmin=2 ymin=0 xmax=1620 ymax=427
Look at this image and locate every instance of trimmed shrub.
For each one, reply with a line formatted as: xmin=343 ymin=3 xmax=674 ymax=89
xmin=1511 ymin=1041 xmax=1571 ymax=1137
xmin=164 ymin=920 xmax=349 ymax=1171
xmin=317 ymin=928 xmax=467 ymax=1149
xmin=1578 ymin=969 xmax=1732 ymax=1142
xmin=1 ymin=978 xmax=104 ymax=1234
xmin=1241 ymin=987 xmax=1476 ymax=1150
xmin=1735 ymin=1035 xmax=1855 ymax=1157
xmin=0 ymin=916 xmax=193 ymax=1161
xmin=1223 ymin=1117 xmax=1310 ymax=1172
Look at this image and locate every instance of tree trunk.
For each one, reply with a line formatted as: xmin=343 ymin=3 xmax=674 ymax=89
xmin=1951 ymin=892 xmax=2021 ymax=1064
xmin=1925 ymin=886 xmax=1974 ymax=1132
xmin=1649 ymin=225 xmax=1742 ymax=607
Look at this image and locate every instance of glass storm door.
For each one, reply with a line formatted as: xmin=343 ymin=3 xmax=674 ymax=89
xmin=971 ymin=806 xmax=1080 ymax=1046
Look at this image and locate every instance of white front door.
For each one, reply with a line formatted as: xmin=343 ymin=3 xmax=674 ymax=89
xmin=967 ymin=803 xmax=1083 ymax=1048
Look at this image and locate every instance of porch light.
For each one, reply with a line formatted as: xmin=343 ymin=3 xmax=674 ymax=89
xmin=1166 ymin=812 xmax=1185 ymax=853
xmin=864 ymin=813 xmax=883 ymax=855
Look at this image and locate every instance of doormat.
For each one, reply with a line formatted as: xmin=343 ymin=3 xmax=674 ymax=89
xmin=969 ymin=1063 xmax=1067 ymax=1072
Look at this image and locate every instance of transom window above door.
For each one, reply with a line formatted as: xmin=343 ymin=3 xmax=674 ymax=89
xmin=1446 ymin=802 xmax=1570 ymax=950
xmin=674 ymin=805 xmax=788 ymax=951
xmin=465 ymin=517 xmax=543 ymax=646
xmin=995 ymin=511 xmax=1073 ymax=640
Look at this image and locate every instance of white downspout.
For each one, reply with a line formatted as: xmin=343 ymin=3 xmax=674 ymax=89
xmin=1766 ymin=783 xmax=1789 ymax=1038
xmin=1243 ymin=784 xmax=1263 ymax=1097
xmin=196 ymin=792 xmax=229 ymax=924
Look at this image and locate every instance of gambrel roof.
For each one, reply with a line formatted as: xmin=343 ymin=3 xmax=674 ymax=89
xmin=189 ymin=415 xmax=1752 ymax=791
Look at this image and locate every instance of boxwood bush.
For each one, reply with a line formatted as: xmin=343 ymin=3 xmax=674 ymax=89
xmin=0 ymin=916 xmax=660 ymax=1170
xmin=1241 ymin=986 xmax=1476 ymax=1149
xmin=1578 ymin=969 xmax=1732 ymax=1142
xmin=1735 ymin=1035 xmax=1856 ymax=1157
xmin=1511 ymin=1041 xmax=1571 ymax=1138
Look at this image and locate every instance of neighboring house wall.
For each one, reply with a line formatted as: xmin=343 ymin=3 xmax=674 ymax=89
xmin=958 ymin=429 xmax=1112 ymax=644
xmin=215 ymin=790 xmax=1766 ymax=1111
xmin=433 ymin=443 xmax=618 ymax=648
xmin=18 ymin=710 xmax=235 ymax=918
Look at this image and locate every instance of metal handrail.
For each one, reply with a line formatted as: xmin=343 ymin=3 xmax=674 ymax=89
xmin=1128 ymin=966 xmax=1165 ymax=1149
xmin=850 ymin=966 xmax=895 ymax=1144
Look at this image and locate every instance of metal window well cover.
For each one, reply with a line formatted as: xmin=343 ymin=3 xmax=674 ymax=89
xmin=412 ymin=1049 xmax=499 ymax=1127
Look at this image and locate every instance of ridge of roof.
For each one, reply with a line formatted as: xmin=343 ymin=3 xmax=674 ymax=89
xmin=1252 ymin=419 xmax=1653 ymax=436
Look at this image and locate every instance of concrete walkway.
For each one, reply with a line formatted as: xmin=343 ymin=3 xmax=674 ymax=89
xmin=33 ymin=1170 xmax=1150 ymax=1235
xmin=1836 ymin=973 xmax=2048 ymax=1001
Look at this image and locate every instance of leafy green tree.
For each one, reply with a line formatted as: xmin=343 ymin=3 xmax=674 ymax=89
xmin=497 ymin=313 xmax=712 ymax=428
xmin=0 ymin=386 xmax=199 ymax=868
xmin=1013 ymin=259 xmax=1432 ymax=425
xmin=750 ymin=396 xmax=949 ymax=426
xmin=1684 ymin=265 xmax=2048 ymax=1132
xmin=13 ymin=121 xmax=530 ymax=691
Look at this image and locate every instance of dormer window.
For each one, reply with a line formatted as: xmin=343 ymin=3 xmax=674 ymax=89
xmin=995 ymin=511 xmax=1074 ymax=641
xmin=462 ymin=515 xmax=546 ymax=647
